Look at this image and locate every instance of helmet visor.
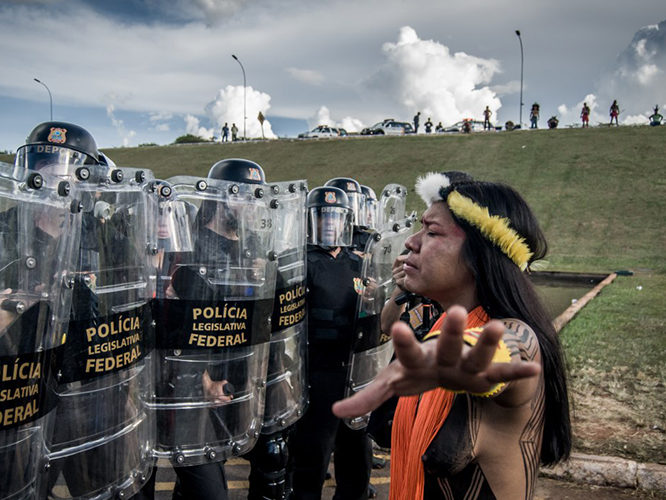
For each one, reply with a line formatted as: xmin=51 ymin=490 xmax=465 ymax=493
xmin=346 ymin=191 xmax=363 ymax=226
xmin=364 ymin=199 xmax=378 ymax=229
xmin=157 ymin=199 xmax=194 ymax=252
xmin=307 ymin=206 xmax=352 ymax=247
xmin=15 ymin=144 xmax=96 ymax=176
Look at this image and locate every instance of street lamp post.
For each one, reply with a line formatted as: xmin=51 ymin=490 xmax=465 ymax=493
xmin=231 ymin=54 xmax=247 ymax=141
xmin=515 ymin=30 xmax=524 ymax=129
xmin=34 ymin=78 xmax=53 ymax=121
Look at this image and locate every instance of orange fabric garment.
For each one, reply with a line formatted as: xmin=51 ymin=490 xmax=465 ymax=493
xmin=389 ymin=306 xmax=490 ymax=500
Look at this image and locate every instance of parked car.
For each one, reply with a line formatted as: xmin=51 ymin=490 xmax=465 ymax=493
xmin=298 ymin=125 xmax=339 ymax=139
xmin=442 ymin=119 xmax=488 ymax=133
xmin=360 ymin=119 xmax=414 ymax=136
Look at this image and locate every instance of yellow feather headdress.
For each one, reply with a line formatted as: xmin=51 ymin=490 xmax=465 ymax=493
xmin=447 ymin=191 xmax=533 ymax=271
xmin=414 ymin=172 xmax=533 ymax=271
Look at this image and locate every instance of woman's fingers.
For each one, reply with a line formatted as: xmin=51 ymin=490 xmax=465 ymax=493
xmin=436 ymin=306 xmax=466 ymax=366
xmin=485 ymin=360 xmax=541 ymax=383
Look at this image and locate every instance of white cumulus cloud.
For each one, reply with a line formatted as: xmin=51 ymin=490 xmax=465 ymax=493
xmin=204 ymin=85 xmax=277 ymax=139
xmin=557 ymin=94 xmax=600 ymax=127
xmin=593 ymin=20 xmax=666 ymax=123
xmin=376 ymin=26 xmax=503 ymax=129
xmin=184 ymin=114 xmax=214 ymax=140
xmin=309 ymin=105 xmax=364 ymax=133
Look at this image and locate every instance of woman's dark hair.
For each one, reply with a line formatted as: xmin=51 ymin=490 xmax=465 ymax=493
xmin=442 ymin=180 xmax=571 ymax=465
xmin=441 ymin=170 xmax=474 ymax=185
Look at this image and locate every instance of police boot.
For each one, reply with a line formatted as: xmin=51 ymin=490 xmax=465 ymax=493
xmin=248 ymin=432 xmax=290 ymax=500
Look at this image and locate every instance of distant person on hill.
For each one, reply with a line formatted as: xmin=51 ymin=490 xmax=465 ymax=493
xmin=413 ymin=111 xmax=421 ymax=133
xmin=547 ymin=116 xmax=559 ymax=129
xmin=581 ymin=103 xmax=590 ymax=128
xmin=231 ymin=123 xmax=239 ymax=141
xmin=424 ymin=118 xmax=433 ymax=134
xmin=435 ymin=122 xmax=444 ymax=133
xmin=609 ymin=100 xmax=620 ymax=126
xmin=483 ymin=106 xmax=492 ymax=130
xmin=221 ymin=122 xmax=230 ymax=142
xmin=649 ymin=105 xmax=662 ymax=126
xmin=530 ymin=103 xmax=540 ymax=129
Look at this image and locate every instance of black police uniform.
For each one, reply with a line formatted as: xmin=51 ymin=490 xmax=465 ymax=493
xmin=244 ymin=251 xmax=298 ymax=500
xmin=166 ymin=224 xmax=236 ymax=500
xmin=289 ymin=245 xmax=372 ymax=500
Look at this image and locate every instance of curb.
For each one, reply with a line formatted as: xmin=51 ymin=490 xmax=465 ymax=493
xmin=540 ymin=452 xmax=666 ymax=493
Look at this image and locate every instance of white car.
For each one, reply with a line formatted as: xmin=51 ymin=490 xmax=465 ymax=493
xmin=360 ymin=119 xmax=414 ymax=136
xmin=298 ymin=125 xmax=339 ymax=139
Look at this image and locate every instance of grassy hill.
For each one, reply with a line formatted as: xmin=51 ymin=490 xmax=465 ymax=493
xmin=48 ymin=126 xmax=664 ymax=273
xmin=3 ymin=126 xmax=665 ymax=463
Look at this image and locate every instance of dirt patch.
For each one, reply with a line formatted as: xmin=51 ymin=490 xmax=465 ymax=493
xmin=569 ymin=376 xmax=666 ymax=464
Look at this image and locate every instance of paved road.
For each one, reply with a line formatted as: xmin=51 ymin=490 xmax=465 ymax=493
xmin=150 ymin=451 xmax=650 ymax=500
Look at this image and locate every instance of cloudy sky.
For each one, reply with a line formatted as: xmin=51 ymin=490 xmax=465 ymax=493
xmin=1 ymin=0 xmax=664 ymax=152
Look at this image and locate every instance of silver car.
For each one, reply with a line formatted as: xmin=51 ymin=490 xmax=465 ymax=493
xmin=298 ymin=125 xmax=338 ymax=139
xmin=361 ymin=119 xmax=414 ymax=136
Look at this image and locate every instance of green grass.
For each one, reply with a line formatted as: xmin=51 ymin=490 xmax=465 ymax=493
xmin=3 ymin=125 xmax=665 ymax=462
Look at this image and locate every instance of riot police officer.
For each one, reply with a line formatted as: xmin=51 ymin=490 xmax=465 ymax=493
xmin=289 ymin=186 xmax=372 ymax=500
xmin=0 ymin=159 xmax=81 ymax=499
xmin=149 ymin=158 xmax=277 ymax=499
xmin=323 ymin=177 xmax=367 ymax=253
xmin=15 ymin=121 xmax=157 ymax=499
xmin=245 ymin=176 xmax=308 ymax=500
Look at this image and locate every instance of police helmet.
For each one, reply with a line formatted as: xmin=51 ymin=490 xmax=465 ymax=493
xmin=15 ymin=121 xmax=101 ymax=175
xmin=307 ymin=186 xmax=353 ymax=247
xmin=208 ymin=158 xmax=266 ymax=184
xmin=197 ymin=159 xmax=266 ymax=233
xmin=324 ymin=177 xmax=363 ymax=226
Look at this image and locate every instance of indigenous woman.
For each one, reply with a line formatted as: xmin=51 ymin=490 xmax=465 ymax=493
xmin=334 ymin=173 xmax=571 ymax=499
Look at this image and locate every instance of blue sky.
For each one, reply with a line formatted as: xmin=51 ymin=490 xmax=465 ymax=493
xmin=1 ymin=0 xmax=665 ymax=153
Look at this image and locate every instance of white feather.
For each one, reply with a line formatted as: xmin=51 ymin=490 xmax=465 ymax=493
xmin=415 ymin=172 xmax=451 ymax=206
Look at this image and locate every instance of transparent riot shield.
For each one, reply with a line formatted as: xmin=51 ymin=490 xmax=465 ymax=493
xmin=344 ymin=217 xmax=414 ymax=429
xmin=44 ymin=166 xmax=157 ymax=500
xmin=263 ymin=180 xmax=308 ymax=435
xmin=378 ymin=183 xmax=407 ymax=232
xmin=150 ymin=175 xmax=277 ymax=466
xmin=0 ymin=163 xmax=80 ymax=500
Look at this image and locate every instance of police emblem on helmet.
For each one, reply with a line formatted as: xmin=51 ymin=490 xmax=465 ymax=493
xmin=324 ymin=191 xmax=336 ymax=203
xmin=346 ymin=182 xmax=357 ymax=191
xmin=48 ymin=127 xmax=67 ymax=144
xmin=249 ymin=167 xmax=262 ymax=181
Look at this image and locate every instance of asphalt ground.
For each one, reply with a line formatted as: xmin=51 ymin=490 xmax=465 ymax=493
xmin=148 ymin=451 xmax=652 ymax=500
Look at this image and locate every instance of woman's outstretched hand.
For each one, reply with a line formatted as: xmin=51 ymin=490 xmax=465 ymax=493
xmin=332 ymin=305 xmax=541 ymax=418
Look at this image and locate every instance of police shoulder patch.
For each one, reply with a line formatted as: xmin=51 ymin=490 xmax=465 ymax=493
xmin=353 ymin=277 xmax=365 ymax=295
